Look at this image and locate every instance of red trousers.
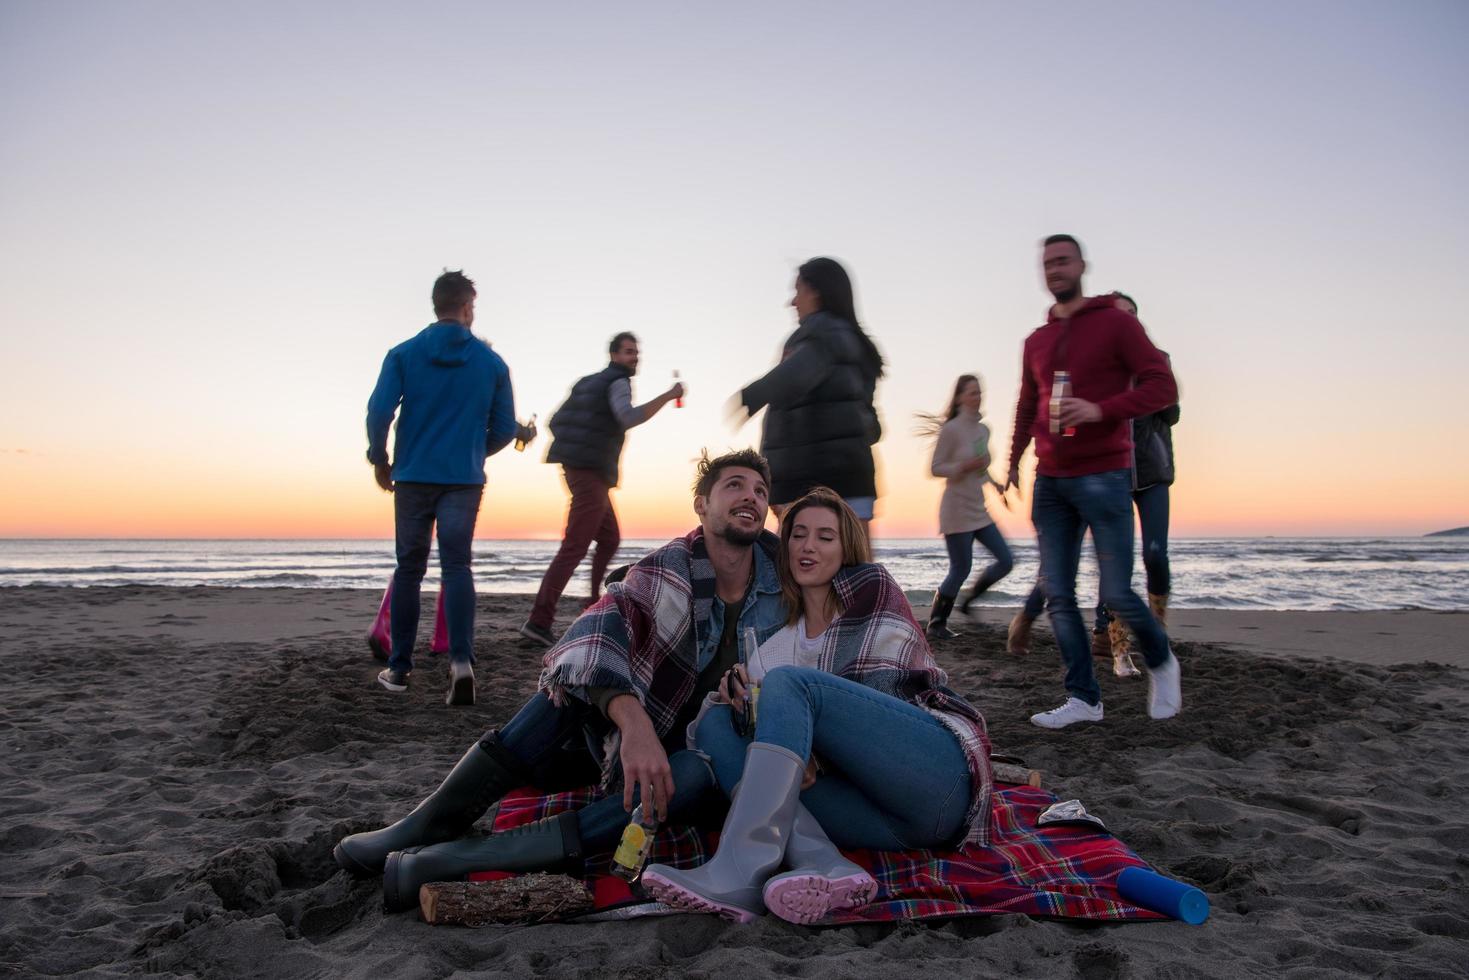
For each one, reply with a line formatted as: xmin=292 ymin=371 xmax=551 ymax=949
xmin=528 ymin=467 xmax=621 ymax=628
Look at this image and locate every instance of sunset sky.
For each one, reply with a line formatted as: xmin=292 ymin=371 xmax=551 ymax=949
xmin=2 ymin=1 xmax=1465 ymax=540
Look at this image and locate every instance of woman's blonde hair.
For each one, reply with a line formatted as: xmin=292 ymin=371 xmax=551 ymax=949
xmin=777 ymin=487 xmax=872 ymax=626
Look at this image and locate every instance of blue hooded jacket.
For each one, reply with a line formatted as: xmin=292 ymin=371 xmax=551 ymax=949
xmin=366 ymin=321 xmax=516 ymax=485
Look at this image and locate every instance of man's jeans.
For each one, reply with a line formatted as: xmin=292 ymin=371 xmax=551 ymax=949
xmin=1033 ymin=469 xmax=1170 ymax=705
xmin=1022 ymin=481 xmax=1173 ymax=628
xmin=390 ymin=482 xmax=483 ymax=672
xmin=493 ymin=691 xmax=716 ymax=850
xmin=694 ymin=667 xmax=971 ymax=850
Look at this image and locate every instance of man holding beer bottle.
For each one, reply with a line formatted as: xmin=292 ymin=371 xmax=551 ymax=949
xmin=519 ymin=332 xmax=685 ymax=647
xmin=1004 ymin=235 xmax=1182 ymax=729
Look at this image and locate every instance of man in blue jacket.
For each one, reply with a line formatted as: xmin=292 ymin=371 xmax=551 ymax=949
xmin=366 ymin=270 xmax=517 ymax=705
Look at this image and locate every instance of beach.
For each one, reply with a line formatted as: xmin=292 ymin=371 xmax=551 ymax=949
xmin=2 ymin=586 xmax=1466 ymax=978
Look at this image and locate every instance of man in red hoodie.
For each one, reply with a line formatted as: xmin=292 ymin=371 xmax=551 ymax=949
xmin=1005 ymin=234 xmax=1183 ymax=728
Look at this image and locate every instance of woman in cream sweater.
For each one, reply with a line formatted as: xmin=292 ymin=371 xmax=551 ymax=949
xmin=923 ymin=374 xmax=1012 ymax=638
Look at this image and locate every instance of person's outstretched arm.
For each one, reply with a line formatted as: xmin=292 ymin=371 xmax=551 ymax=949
xmin=605 ymin=693 xmax=675 ymax=821
xmin=739 ymin=340 xmax=829 ymax=415
xmin=609 ymin=376 xmax=683 ymax=430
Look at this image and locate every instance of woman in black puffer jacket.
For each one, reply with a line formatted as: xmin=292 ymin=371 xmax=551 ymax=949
xmin=735 ymin=257 xmax=885 ymax=524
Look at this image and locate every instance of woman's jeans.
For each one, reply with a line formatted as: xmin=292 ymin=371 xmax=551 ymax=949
xmin=694 ymin=666 xmax=971 ymax=850
xmin=1033 ymin=470 xmax=1170 ymax=706
xmin=939 ymin=524 xmax=1014 ymax=599
xmin=390 ymin=482 xmax=483 ymax=671
xmin=493 ymin=691 xmax=717 ymax=851
xmin=1020 ymin=482 xmax=1172 ymax=630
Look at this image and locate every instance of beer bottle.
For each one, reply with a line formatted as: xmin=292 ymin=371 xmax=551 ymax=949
xmin=611 ymin=804 xmax=659 ymax=882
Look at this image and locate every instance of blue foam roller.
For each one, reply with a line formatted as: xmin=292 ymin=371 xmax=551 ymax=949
xmin=1117 ymin=866 xmax=1210 ymax=925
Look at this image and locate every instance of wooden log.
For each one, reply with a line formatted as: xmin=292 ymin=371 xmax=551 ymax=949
xmin=419 ymin=874 xmax=595 ymax=927
xmin=992 ymin=761 xmax=1043 ymax=788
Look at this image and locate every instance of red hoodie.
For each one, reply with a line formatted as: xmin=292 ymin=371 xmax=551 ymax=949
xmin=1009 ymin=295 xmax=1177 ymax=479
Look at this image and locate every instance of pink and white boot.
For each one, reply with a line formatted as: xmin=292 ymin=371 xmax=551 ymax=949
xmin=762 ymin=805 xmax=877 ymax=924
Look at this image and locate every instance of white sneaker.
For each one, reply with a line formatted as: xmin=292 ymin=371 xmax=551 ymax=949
xmin=1030 ymin=697 xmax=1104 ymax=729
xmin=1147 ymin=651 xmax=1183 ymax=720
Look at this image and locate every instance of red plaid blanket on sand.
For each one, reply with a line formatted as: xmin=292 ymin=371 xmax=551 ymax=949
xmin=480 ymin=785 xmax=1166 ymax=924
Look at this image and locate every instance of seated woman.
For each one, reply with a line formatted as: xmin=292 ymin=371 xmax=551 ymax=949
xmin=642 ymin=488 xmax=994 ymax=925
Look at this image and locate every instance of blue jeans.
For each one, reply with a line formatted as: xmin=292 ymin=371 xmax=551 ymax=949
xmin=494 ymin=692 xmax=717 ymax=851
xmin=1033 ymin=470 xmax=1170 ymax=705
xmin=390 ymin=483 xmax=483 ymax=671
xmin=939 ymin=524 xmax=1014 ymax=599
xmin=694 ymin=666 xmax=971 ymax=850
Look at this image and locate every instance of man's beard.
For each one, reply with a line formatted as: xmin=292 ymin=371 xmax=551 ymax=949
xmin=1050 ymin=282 xmax=1081 ymax=304
xmin=717 ymin=521 xmax=761 ymax=547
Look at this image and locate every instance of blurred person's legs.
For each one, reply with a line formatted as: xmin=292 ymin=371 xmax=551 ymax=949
xmin=1079 ymin=471 xmax=1169 ymax=670
xmin=434 ymin=486 xmax=483 ymax=666
xmin=1135 ymin=483 xmax=1171 ymax=624
xmin=586 ymin=499 xmax=622 ymax=605
xmin=526 ymin=468 xmax=614 ymax=638
xmin=929 ymin=530 xmax=974 ymax=638
xmin=958 ymin=524 xmax=1014 ymax=618
xmin=386 ymin=483 xmax=437 ymax=680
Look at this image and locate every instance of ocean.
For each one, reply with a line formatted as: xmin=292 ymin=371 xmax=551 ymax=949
xmin=1 ymin=537 xmax=1464 ymax=612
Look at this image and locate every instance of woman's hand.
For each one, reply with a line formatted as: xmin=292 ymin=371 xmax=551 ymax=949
xmin=718 ymin=664 xmax=751 ymax=707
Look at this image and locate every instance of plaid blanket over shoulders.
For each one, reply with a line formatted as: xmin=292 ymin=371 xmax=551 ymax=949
xmin=819 ymin=562 xmax=995 ymax=847
xmin=538 ymin=526 xmax=781 ymax=787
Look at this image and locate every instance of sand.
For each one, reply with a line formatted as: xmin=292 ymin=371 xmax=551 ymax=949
xmin=1 ymin=585 xmax=1466 ymax=978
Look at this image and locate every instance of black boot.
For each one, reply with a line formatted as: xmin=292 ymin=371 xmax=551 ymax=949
xmin=926 ymin=592 xmax=960 ymax=640
xmin=333 ymin=735 xmax=529 ymax=878
xmin=382 ymin=810 xmax=583 ymax=912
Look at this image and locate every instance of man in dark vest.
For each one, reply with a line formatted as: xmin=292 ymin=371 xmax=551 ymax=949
xmin=519 ymin=332 xmax=684 ymax=646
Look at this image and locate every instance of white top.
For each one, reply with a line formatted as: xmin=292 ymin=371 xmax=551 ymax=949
xmin=930 ymin=414 xmax=994 ymax=534
xmin=684 ymin=616 xmax=829 ymax=748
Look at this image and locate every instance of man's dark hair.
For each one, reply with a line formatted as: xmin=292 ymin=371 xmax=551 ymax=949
xmin=1115 ymin=292 xmax=1138 ymax=314
xmin=693 ymin=448 xmax=771 ymax=498
xmin=1043 ymin=234 xmax=1084 ymax=258
xmin=609 ymin=331 xmax=638 ymax=355
xmin=432 ymin=269 xmax=477 ymax=317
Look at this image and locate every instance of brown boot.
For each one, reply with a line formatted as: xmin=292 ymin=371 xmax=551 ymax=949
xmin=1148 ymin=592 xmax=1169 ymax=629
xmin=1108 ymin=618 xmax=1140 ymax=678
xmin=1006 ymin=611 xmax=1034 ymax=654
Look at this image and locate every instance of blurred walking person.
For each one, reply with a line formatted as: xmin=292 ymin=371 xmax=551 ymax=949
xmin=918 ymin=374 xmax=1011 ymax=639
xmin=518 ymin=333 xmax=684 ymax=647
xmin=732 ymin=257 xmax=884 ymax=528
xmin=366 ymin=269 xmax=517 ymax=705
xmin=1004 ymin=236 xmax=1181 ymax=728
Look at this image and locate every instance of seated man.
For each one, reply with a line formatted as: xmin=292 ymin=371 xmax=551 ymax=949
xmin=333 ymin=449 xmax=787 ymax=911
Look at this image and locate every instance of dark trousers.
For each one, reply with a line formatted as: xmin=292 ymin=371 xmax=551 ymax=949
xmin=529 ymin=468 xmax=621 ymax=628
xmin=390 ymin=482 xmax=483 ymax=672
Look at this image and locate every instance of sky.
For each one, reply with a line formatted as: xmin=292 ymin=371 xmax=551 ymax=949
xmin=2 ymin=1 xmax=1466 ymax=540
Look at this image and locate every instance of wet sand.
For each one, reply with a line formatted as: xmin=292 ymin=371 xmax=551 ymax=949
xmin=1 ymin=586 xmax=1465 ymax=977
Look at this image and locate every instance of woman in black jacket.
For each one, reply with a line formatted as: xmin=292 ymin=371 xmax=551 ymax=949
xmin=733 ymin=257 xmax=885 ymax=525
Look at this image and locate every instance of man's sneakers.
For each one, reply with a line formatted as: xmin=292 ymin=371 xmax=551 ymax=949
xmin=1030 ymin=697 xmax=1104 ymax=729
xmin=446 ymin=661 xmax=475 ymax=707
xmin=517 ymin=619 xmax=557 ymax=648
xmin=377 ymin=668 xmax=410 ymax=693
xmin=1147 ymin=651 xmax=1183 ymax=720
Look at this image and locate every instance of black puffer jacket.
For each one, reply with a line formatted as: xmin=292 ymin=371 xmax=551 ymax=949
xmin=1132 ymin=404 xmax=1179 ymax=490
xmin=740 ymin=312 xmax=883 ymax=505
